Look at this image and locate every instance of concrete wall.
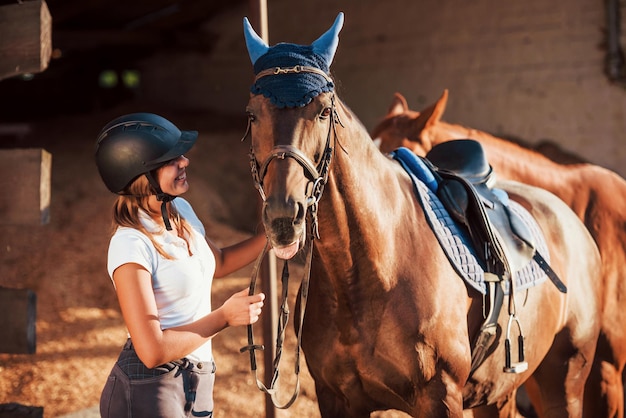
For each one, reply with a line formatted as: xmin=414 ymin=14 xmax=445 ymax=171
xmin=139 ymin=0 xmax=626 ymax=177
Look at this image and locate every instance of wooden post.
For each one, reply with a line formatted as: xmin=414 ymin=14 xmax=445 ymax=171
xmin=248 ymin=1 xmax=278 ymax=417
xmin=0 ymin=288 xmax=36 ymax=354
xmin=0 ymin=149 xmax=52 ymax=226
xmin=0 ymin=0 xmax=52 ymax=81
xmin=0 ymin=148 xmax=50 ymax=356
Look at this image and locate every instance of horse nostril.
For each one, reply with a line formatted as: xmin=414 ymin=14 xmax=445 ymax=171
xmin=295 ymin=202 xmax=305 ymax=224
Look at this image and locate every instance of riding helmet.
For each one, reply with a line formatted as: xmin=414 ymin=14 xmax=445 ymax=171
xmin=94 ymin=112 xmax=198 ymax=194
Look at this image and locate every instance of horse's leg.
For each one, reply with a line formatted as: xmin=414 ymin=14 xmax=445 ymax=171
xmin=312 ymin=375 xmax=395 ymax=418
xmin=525 ymin=328 xmax=597 ymax=418
xmin=516 ymin=385 xmax=539 ymax=417
xmin=583 ymin=342 xmax=623 ymax=418
xmin=519 ymin=380 xmax=541 ymax=418
xmin=467 ymin=390 xmax=529 ymax=418
xmin=314 ymin=382 xmax=371 ymax=418
xmin=407 ymin=371 xmax=466 ymax=418
xmin=314 ymin=376 xmax=467 ymax=418
xmin=315 ymin=370 xmax=467 ymax=417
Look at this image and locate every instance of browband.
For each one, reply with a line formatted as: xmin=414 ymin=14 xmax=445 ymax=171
xmin=254 ymin=65 xmax=333 ymax=83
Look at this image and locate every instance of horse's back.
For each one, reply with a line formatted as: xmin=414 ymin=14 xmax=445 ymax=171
xmin=498 ymin=179 xmax=600 ymax=267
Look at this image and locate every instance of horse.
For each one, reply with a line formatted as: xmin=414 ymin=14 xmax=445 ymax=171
xmin=371 ymin=90 xmax=626 ymax=418
xmin=242 ymin=13 xmax=602 ymax=417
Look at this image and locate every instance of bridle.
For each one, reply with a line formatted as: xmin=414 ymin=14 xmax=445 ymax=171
xmin=239 ymin=65 xmax=341 ymax=408
xmin=243 ymin=66 xmax=341 ymax=240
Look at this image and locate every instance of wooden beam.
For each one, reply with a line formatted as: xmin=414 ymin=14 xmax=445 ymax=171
xmin=0 ymin=287 xmax=36 ymax=354
xmin=52 ymin=28 xmax=217 ymax=53
xmin=0 ymin=0 xmax=52 ymax=81
xmin=0 ymin=149 xmax=51 ymax=226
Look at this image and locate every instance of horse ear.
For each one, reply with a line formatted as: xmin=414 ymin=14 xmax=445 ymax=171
xmin=387 ymin=93 xmax=409 ymax=116
xmin=428 ymin=89 xmax=449 ymax=126
xmin=243 ymin=17 xmax=269 ymax=65
xmin=311 ymin=12 xmax=344 ymax=67
xmin=419 ymin=89 xmax=449 ymax=129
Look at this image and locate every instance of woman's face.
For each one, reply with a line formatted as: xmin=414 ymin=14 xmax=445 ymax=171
xmin=157 ymin=155 xmax=190 ymax=196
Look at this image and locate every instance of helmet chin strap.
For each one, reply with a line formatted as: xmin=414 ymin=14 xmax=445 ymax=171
xmin=145 ymin=172 xmax=176 ymax=231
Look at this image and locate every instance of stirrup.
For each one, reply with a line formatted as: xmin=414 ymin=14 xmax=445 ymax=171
xmin=503 ymin=314 xmax=528 ymax=374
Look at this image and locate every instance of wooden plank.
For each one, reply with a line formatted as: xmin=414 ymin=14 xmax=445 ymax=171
xmin=0 ymin=402 xmax=43 ymax=418
xmin=0 ymin=0 xmax=52 ymax=81
xmin=0 ymin=403 xmax=43 ymax=418
xmin=0 ymin=149 xmax=51 ymax=226
xmin=0 ymin=287 xmax=36 ymax=354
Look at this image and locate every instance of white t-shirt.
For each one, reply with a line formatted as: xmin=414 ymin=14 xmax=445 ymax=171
xmin=107 ymin=198 xmax=216 ymax=362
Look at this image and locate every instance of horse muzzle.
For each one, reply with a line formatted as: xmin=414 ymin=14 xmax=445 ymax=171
xmin=263 ymin=197 xmax=307 ymax=260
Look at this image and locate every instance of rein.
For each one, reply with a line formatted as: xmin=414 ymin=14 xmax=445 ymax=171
xmin=239 ymin=238 xmax=313 ymax=409
xmin=240 ymin=67 xmax=342 ymax=407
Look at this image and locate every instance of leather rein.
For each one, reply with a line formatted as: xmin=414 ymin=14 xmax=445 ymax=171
xmin=239 ymin=65 xmax=341 ymax=408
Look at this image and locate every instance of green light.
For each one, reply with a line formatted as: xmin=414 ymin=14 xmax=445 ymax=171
xmin=98 ymin=70 xmax=118 ymax=88
xmin=122 ymin=70 xmax=140 ymax=88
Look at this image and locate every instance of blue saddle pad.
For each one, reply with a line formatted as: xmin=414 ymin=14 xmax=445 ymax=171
xmin=391 ymin=147 xmax=549 ymax=295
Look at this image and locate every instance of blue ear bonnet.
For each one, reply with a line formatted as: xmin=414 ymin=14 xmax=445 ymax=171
xmin=251 ymin=43 xmax=334 ymax=108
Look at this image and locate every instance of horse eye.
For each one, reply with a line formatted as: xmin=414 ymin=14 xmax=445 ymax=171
xmin=320 ymin=107 xmax=332 ymax=119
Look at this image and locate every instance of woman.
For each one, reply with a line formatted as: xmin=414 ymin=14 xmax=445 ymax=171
xmin=95 ymin=112 xmax=266 ymax=417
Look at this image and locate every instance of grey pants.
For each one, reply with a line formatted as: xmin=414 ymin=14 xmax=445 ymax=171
xmin=100 ymin=339 xmax=216 ymax=418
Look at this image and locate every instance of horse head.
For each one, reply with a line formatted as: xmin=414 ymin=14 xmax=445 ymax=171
xmin=371 ymin=89 xmax=450 ymax=155
xmin=244 ymin=13 xmax=344 ymax=260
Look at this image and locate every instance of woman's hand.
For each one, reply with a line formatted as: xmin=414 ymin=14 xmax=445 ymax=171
xmin=221 ymin=288 xmax=265 ymax=326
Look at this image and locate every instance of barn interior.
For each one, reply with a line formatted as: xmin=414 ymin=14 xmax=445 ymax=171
xmin=1 ymin=0 xmax=625 ymax=417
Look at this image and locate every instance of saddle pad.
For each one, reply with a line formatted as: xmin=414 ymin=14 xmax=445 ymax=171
xmin=392 ymin=151 xmax=550 ymax=295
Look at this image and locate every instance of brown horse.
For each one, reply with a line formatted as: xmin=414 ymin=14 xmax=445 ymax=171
xmin=243 ymin=14 xmax=601 ymax=417
xmin=372 ymin=90 xmax=626 ymax=418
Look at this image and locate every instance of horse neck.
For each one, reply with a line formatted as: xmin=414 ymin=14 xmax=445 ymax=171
xmin=314 ymin=102 xmax=424 ymax=291
xmin=424 ymin=121 xmax=585 ymax=203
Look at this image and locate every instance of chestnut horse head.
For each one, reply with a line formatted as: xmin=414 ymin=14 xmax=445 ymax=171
xmin=372 ymin=91 xmax=626 ymax=417
xmin=243 ymin=14 xmax=602 ymax=417
xmin=243 ymin=13 xmax=344 ymax=260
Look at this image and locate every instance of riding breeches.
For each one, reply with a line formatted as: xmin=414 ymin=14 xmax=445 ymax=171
xmin=99 ymin=339 xmax=216 ymax=418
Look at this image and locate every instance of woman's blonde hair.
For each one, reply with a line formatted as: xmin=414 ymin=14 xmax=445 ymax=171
xmin=112 ymin=173 xmax=194 ymax=259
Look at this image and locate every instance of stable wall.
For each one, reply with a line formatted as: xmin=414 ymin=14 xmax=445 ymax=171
xmin=139 ymin=0 xmax=626 ymax=177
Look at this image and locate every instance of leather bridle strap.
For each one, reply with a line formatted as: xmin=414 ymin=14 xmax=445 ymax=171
xmin=240 ymin=237 xmax=314 ymax=409
xmin=261 ymin=145 xmax=320 ymax=180
xmin=254 ymin=65 xmax=334 ymax=84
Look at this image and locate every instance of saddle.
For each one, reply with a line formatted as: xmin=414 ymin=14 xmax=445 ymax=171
xmin=425 ymin=139 xmax=536 ymax=277
xmin=395 ymin=139 xmax=567 ymax=375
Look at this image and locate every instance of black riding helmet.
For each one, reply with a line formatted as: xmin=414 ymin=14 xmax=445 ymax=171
xmin=95 ymin=112 xmax=198 ymax=230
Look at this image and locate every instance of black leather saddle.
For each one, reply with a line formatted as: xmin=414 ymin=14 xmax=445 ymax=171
xmin=425 ymin=139 xmax=535 ymax=276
